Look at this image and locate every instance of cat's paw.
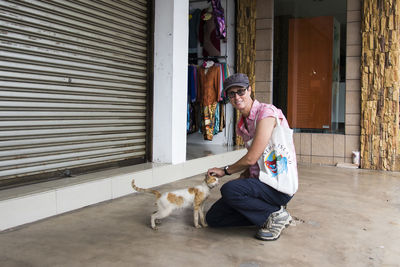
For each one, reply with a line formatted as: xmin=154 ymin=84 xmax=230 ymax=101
xmin=195 ymin=224 xmax=202 ymax=229
xmin=151 ymin=225 xmax=158 ymax=230
xmin=201 ymin=223 xmax=208 ymax=228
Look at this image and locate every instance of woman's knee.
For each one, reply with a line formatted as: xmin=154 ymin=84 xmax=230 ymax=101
xmin=220 ymin=179 xmax=244 ymax=200
xmin=220 ymin=180 xmax=234 ymax=197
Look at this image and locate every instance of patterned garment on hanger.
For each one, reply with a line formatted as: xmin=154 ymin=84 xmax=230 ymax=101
xmin=202 ymin=102 xmax=217 ymax=141
xmin=211 ymin=0 xmax=226 ymax=39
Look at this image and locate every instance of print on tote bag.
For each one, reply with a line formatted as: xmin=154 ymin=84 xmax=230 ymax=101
xmin=263 ymin=141 xmax=295 ymax=178
xmin=264 ymin=150 xmax=288 ymax=177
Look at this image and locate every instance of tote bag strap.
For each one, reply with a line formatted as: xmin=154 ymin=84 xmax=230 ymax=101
xmin=274 ymin=113 xmax=281 ymax=126
xmin=270 ymin=106 xmax=281 ymax=126
xmin=254 ymin=106 xmax=280 ymax=128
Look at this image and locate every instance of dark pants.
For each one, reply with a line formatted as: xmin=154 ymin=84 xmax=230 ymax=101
xmin=206 ymin=178 xmax=292 ymax=227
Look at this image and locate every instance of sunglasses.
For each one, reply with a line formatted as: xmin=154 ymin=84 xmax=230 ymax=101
xmin=227 ymin=88 xmax=248 ymax=99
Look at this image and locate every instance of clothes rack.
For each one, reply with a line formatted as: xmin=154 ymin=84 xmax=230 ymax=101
xmin=189 ymin=56 xmax=227 ymax=60
xmin=189 ymin=0 xmax=210 ymax=3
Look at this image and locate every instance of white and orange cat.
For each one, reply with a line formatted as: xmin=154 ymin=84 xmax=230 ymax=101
xmin=131 ymin=175 xmax=219 ymax=230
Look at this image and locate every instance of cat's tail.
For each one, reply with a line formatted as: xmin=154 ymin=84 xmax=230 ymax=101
xmin=131 ymin=179 xmax=161 ymax=199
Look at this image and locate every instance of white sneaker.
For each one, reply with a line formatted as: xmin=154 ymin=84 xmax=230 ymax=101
xmin=255 ymin=206 xmax=292 ymax=241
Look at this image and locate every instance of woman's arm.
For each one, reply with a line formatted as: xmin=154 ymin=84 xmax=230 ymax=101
xmin=207 ymin=117 xmax=276 ymax=177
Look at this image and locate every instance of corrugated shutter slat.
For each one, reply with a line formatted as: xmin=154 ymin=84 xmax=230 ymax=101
xmin=0 ymin=0 xmax=149 ymax=182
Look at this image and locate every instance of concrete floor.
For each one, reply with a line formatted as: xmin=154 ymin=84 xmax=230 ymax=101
xmin=0 ymin=165 xmax=399 ymax=267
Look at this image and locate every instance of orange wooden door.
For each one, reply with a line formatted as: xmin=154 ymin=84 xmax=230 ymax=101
xmin=287 ymin=16 xmax=333 ymax=129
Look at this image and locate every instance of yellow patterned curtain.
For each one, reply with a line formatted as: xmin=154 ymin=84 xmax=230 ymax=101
xmin=235 ymin=0 xmax=256 ymax=145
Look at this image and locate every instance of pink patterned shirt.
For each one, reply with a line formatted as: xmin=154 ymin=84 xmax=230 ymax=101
xmin=237 ymin=100 xmax=290 ymax=178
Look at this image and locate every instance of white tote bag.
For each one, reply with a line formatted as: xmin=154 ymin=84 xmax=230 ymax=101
xmin=257 ymin=115 xmax=298 ymax=196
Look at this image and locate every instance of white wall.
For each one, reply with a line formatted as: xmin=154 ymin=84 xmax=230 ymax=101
xmin=153 ymin=0 xmax=189 ymax=164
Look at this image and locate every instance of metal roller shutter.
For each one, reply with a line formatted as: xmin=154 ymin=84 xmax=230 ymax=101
xmin=0 ymin=0 xmax=150 ymax=186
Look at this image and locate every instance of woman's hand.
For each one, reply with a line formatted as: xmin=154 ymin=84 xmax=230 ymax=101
xmin=207 ymin=167 xmax=225 ymax=178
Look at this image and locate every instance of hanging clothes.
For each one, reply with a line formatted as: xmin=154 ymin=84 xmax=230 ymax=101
xmin=189 ymin=9 xmax=202 ymax=53
xmin=198 ymin=64 xmax=220 ymax=140
xmin=215 ymin=63 xmax=224 ymax=101
xmin=199 ymin=8 xmax=220 ymax=57
xmin=219 ymin=102 xmax=225 ymax=132
xmin=188 ymin=65 xmax=199 ymax=133
xmin=211 ymin=0 xmax=227 ymax=39
xmin=213 ymin=102 xmax=220 ymax=135
xmin=197 ymin=65 xmax=221 ymax=106
xmin=187 ymin=63 xmax=230 ymax=140
xmin=188 ymin=65 xmax=197 ymax=103
xmin=189 ymin=9 xmax=202 ymax=64
xmin=202 ymin=102 xmax=218 ymax=140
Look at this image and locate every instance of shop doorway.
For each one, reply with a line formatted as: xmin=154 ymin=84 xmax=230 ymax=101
xmin=186 ymin=0 xmax=237 ymax=160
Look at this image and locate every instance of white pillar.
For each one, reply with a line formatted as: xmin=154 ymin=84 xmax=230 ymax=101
xmin=152 ymin=0 xmax=188 ymax=164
